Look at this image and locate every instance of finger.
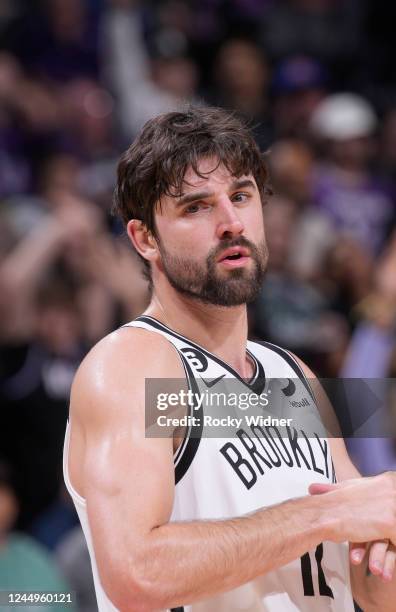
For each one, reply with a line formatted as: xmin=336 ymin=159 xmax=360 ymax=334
xmin=350 ymin=542 xmax=367 ymax=565
xmin=382 ymin=547 xmax=396 ymax=582
xmin=368 ymin=540 xmax=389 ymax=576
xmin=308 ymin=483 xmax=337 ymax=495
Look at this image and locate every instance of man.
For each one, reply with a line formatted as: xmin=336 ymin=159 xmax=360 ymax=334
xmin=64 ymin=106 xmax=396 ymax=611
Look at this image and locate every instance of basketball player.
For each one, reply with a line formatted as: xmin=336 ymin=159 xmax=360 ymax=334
xmin=64 ymin=106 xmax=396 ymax=611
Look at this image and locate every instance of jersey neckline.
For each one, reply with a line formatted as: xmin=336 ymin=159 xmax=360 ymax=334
xmin=134 ymin=315 xmax=266 ymax=395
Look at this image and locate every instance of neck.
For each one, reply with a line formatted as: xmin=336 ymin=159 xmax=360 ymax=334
xmin=144 ymin=283 xmax=252 ymax=379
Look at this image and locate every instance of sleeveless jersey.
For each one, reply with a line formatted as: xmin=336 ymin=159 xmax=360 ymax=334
xmin=63 ymin=315 xmax=354 ymax=612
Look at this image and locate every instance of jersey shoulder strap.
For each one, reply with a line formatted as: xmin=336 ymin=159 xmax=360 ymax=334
xmin=247 ymin=339 xmax=315 ymax=401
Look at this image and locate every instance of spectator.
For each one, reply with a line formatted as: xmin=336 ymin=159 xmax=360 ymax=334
xmin=251 ymin=196 xmax=349 ymax=374
xmin=100 ymin=0 xmax=198 ymax=141
xmin=341 ymin=231 xmax=396 ymax=475
xmin=268 ymin=138 xmax=335 ymax=281
xmin=261 ymin=0 xmax=363 ymax=72
xmin=212 ymin=38 xmax=273 ymax=149
xmin=4 ymin=0 xmax=99 ymax=82
xmin=310 ymin=93 xmax=395 ymax=257
xmin=0 ymin=52 xmax=60 ymax=196
xmin=0 ymin=273 xmax=87 ymax=528
xmin=0 ymin=187 xmax=148 ymax=528
xmin=271 ymin=55 xmax=327 ymax=139
xmin=0 ymin=460 xmax=75 ymax=611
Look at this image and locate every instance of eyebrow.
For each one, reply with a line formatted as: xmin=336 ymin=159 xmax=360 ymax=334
xmin=176 ymin=190 xmax=214 ymax=207
xmin=176 ymin=178 xmax=256 ymax=208
xmin=230 ymin=178 xmax=256 ymax=191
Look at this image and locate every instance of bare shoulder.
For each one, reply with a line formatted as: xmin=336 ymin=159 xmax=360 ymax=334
xmin=67 ymin=325 xmax=182 ymax=498
xmin=70 ymin=325 xmax=185 ymax=426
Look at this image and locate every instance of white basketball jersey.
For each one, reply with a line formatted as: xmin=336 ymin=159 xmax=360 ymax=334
xmin=63 ymin=315 xmax=354 ymax=612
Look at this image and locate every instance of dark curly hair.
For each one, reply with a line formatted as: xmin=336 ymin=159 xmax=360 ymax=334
xmin=113 ymin=105 xmax=271 ymax=280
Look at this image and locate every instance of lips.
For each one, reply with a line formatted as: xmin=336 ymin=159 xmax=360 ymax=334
xmin=217 ymin=246 xmax=250 ymax=262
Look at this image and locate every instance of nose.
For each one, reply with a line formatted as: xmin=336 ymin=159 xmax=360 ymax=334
xmin=215 ymin=198 xmax=245 ymax=240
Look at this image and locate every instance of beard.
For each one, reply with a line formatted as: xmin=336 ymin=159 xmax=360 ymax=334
xmin=158 ymin=236 xmax=268 ymax=306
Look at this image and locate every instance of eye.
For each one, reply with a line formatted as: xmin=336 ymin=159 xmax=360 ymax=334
xmin=231 ymin=192 xmax=249 ymax=203
xmin=184 ymin=202 xmax=210 ymax=214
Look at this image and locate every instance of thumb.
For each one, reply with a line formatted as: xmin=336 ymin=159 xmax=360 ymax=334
xmin=308 ymin=482 xmax=337 ymax=495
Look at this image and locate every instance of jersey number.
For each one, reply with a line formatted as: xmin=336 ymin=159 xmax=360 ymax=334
xmin=300 ymin=544 xmax=334 ymax=598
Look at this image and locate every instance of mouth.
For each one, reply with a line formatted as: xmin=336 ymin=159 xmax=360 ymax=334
xmin=217 ymin=246 xmax=251 ymax=268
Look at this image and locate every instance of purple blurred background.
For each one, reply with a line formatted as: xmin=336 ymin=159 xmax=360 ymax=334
xmin=1 ymin=1 xmax=396 ymax=606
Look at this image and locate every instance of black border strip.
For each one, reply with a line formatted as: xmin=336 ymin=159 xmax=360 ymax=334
xmin=174 ymin=352 xmax=203 ymax=484
xmin=249 ymin=352 xmax=259 ymax=383
xmin=125 ymin=317 xmax=202 ymax=483
xmin=136 ymin=316 xmax=266 ymax=395
xmin=173 ymin=352 xmax=194 ymax=466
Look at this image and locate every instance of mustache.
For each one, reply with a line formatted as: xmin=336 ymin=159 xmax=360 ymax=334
xmin=208 ymin=236 xmax=260 ymax=263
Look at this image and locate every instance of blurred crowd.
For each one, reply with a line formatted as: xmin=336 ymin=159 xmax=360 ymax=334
xmin=1 ymin=0 xmax=396 ymax=608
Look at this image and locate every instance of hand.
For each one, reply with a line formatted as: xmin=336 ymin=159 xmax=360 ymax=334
xmin=53 ymin=192 xmax=103 ymax=244
xmin=309 ymin=477 xmax=396 ymax=582
xmin=350 ymin=540 xmax=396 ymax=583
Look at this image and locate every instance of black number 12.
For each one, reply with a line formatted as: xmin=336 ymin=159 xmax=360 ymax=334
xmin=300 ymin=544 xmax=334 ymax=598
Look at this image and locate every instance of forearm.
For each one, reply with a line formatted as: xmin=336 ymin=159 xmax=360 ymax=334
xmin=351 ymin=560 xmax=396 ymax=612
xmin=122 ymin=495 xmax=332 ymax=610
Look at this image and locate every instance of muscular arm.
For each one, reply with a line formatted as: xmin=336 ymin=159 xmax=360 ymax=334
xmin=70 ymin=333 xmax=396 ymax=612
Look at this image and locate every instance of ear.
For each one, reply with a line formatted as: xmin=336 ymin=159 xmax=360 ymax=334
xmin=127 ymin=219 xmax=158 ymax=265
